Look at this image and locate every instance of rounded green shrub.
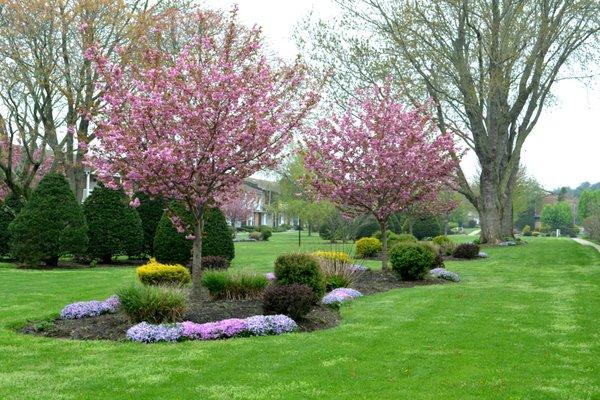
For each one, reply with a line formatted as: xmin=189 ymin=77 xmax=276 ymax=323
xmin=432 ymin=235 xmax=451 ymax=246
xmin=134 ymin=192 xmax=165 ymax=255
xmin=249 ymin=231 xmax=262 ymax=240
xmin=84 ymin=184 xmax=144 ymax=263
xmin=521 ymin=225 xmax=532 ymax=237
xmin=432 ymin=235 xmax=455 ymax=255
xmin=391 ymin=233 xmax=418 ymax=243
xmin=153 ymin=202 xmax=194 ymax=265
xmin=412 ymin=217 xmax=441 ymax=240
xmin=355 ymin=237 xmax=382 ymax=258
xmin=274 ymin=253 xmax=325 ymax=298
xmin=389 ymin=242 xmax=435 ymax=280
xmin=262 ymin=284 xmax=314 ymax=320
xmin=8 ymin=173 xmax=87 ymax=266
xmin=202 ymin=207 xmax=235 ymax=261
xmin=202 ymin=255 xmax=230 ymax=270
xmin=259 ymin=225 xmax=273 ymax=241
xmin=453 ymin=243 xmax=480 ymax=259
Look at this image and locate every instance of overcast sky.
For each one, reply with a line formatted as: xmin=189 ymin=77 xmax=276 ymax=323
xmin=205 ymin=0 xmax=600 ymax=190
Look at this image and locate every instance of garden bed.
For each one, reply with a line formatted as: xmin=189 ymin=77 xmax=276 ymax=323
xmin=21 ymin=271 xmax=448 ymax=341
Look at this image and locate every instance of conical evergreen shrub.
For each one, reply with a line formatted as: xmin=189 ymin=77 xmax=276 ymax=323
xmin=83 ymin=184 xmax=144 ymax=263
xmin=0 ymin=193 xmax=23 ymax=256
xmin=203 ymin=207 xmax=235 ymax=261
xmin=8 ymin=173 xmax=87 ymax=266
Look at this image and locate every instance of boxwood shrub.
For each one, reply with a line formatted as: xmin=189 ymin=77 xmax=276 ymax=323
xmin=355 ymin=237 xmax=382 ymax=258
xmin=389 ymin=242 xmax=435 ymax=280
xmin=274 ymin=253 xmax=325 ymax=298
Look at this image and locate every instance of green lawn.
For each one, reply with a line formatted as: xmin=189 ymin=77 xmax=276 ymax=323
xmin=0 ymin=233 xmax=599 ymax=399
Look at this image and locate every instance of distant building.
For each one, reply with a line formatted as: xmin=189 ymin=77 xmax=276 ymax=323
xmin=82 ymin=172 xmax=285 ymax=227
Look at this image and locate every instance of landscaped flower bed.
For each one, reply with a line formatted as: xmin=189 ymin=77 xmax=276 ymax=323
xmin=126 ymin=314 xmax=298 ymax=343
xmin=59 ymin=295 xmax=120 ymax=319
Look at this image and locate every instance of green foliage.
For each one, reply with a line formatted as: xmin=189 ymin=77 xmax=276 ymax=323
xmin=318 ymin=211 xmax=356 ymax=242
xmin=432 ymin=235 xmax=451 ymax=246
xmin=249 ymin=231 xmax=263 ymax=240
xmin=453 ymin=243 xmax=480 ymax=259
xmin=0 ymin=193 xmax=23 ymax=256
xmin=274 ymin=253 xmax=325 ymax=298
xmin=432 ymin=235 xmax=455 ymax=256
xmin=522 ymin=225 xmax=532 ymax=236
xmin=117 ymin=284 xmax=187 ymax=324
xmin=541 ymin=202 xmax=576 ymax=236
xmin=202 ymin=256 xmax=230 ymax=270
xmin=389 ymin=242 xmax=435 ymax=280
xmin=201 ymin=270 xmax=268 ymax=300
xmin=259 ymin=225 xmax=272 ymax=241
xmin=411 ymin=217 xmax=442 ymax=240
xmin=354 ymin=215 xmax=380 ymax=239
xmin=8 ymin=173 xmax=87 ymax=266
xmin=392 ymin=233 xmax=418 ymax=244
xmin=262 ymin=284 xmax=315 ymax=320
xmin=578 ymin=190 xmax=600 ymax=221
xmin=355 ymin=237 xmax=382 ymax=258
xmin=134 ymin=192 xmax=165 ymax=255
xmin=136 ymin=260 xmax=191 ymax=286
xmin=153 ymin=202 xmax=194 ymax=265
xmin=83 ymin=185 xmax=144 ymax=263
xmin=203 ymin=207 xmax=235 ymax=261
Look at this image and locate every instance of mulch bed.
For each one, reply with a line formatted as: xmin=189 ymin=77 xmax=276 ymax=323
xmin=21 ymin=270 xmax=447 ymax=341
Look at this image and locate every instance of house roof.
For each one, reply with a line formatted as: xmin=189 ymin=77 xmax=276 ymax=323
xmin=245 ymin=178 xmax=280 ymax=194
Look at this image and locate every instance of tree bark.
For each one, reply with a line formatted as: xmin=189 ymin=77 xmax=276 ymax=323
xmin=190 ymin=213 xmax=205 ymax=302
xmin=379 ymin=219 xmax=389 ymax=271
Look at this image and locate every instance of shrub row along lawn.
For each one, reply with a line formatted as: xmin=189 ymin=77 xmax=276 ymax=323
xmin=0 ymin=232 xmax=598 ymax=399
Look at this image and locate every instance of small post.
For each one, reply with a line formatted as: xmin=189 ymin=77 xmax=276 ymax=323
xmin=298 ymin=218 xmax=301 ymax=247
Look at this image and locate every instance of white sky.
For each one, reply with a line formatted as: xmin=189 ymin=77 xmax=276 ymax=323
xmin=205 ymin=0 xmax=600 ymax=190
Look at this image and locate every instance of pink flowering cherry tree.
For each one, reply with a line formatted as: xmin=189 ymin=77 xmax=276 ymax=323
xmin=87 ymin=9 xmax=318 ymax=299
xmin=222 ymin=190 xmax=258 ymax=233
xmin=304 ymin=83 xmax=458 ymax=271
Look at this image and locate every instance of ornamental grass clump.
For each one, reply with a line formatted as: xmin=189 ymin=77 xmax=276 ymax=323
xmin=430 ymin=267 xmax=461 ymax=282
xmin=322 ymin=288 xmax=363 ymax=307
xmin=201 ymin=271 xmax=268 ymax=300
xmin=60 ymin=295 xmax=120 ymax=320
xmin=316 ymin=256 xmax=362 ymax=291
xmin=117 ymin=284 xmax=187 ymax=324
xmin=136 ymin=259 xmax=191 ymax=286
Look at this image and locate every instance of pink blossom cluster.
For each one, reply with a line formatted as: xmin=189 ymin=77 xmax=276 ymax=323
xmin=303 ymin=82 xmax=459 ymax=224
xmin=86 ymin=9 xmax=317 ymax=219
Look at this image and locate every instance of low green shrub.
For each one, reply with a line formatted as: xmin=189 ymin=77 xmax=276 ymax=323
xmin=355 ymin=237 xmax=382 ymax=258
xmin=522 ymin=225 xmax=532 ymax=236
xmin=432 ymin=235 xmax=451 ymax=246
xmin=389 ymin=242 xmax=435 ymax=280
xmin=262 ymin=284 xmax=314 ymax=320
xmin=202 ymin=256 xmax=230 ymax=270
xmin=432 ymin=235 xmax=455 ymax=255
xmin=201 ymin=271 xmax=268 ymax=300
xmin=421 ymin=241 xmax=445 ymax=268
xmin=117 ymin=284 xmax=187 ymax=324
xmin=453 ymin=243 xmax=480 ymax=259
xmin=259 ymin=225 xmax=273 ymax=241
xmin=274 ymin=253 xmax=325 ymax=298
xmin=249 ymin=231 xmax=263 ymax=241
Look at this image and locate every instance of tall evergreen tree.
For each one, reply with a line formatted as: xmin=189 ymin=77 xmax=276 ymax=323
xmin=134 ymin=192 xmax=165 ymax=256
xmin=8 ymin=173 xmax=87 ymax=266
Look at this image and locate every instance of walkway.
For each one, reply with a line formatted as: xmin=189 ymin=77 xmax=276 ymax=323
xmin=572 ymin=237 xmax=600 ymax=253
xmin=468 ymin=229 xmax=481 ymax=236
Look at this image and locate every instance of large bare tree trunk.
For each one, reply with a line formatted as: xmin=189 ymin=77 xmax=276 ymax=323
xmin=190 ymin=212 xmax=205 ymax=302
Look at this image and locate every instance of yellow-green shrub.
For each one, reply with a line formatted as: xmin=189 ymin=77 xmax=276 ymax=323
xmin=136 ymin=258 xmax=191 ymax=286
xmin=311 ymin=251 xmax=350 ymax=263
xmin=355 ymin=237 xmax=382 ymax=258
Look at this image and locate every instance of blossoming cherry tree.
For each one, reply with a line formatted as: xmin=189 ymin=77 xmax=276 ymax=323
xmin=88 ymin=10 xmax=317 ymax=299
xmin=304 ymin=83 xmax=458 ymax=270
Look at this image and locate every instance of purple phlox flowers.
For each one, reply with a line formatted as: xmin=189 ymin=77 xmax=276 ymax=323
xmin=128 ymin=314 xmax=298 ymax=343
xmin=126 ymin=322 xmax=183 ymax=343
xmin=430 ymin=267 xmax=460 ymax=282
xmin=265 ymin=272 xmax=276 ymax=282
xmin=59 ymin=295 xmax=120 ymax=319
xmin=322 ymin=288 xmax=363 ymax=306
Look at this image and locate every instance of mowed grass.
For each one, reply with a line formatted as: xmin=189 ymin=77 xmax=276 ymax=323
xmin=0 ymin=233 xmax=599 ymax=399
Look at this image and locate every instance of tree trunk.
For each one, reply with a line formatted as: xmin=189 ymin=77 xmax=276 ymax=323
xmin=190 ymin=213 xmax=205 ymax=302
xmin=379 ymin=219 xmax=389 ymax=271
